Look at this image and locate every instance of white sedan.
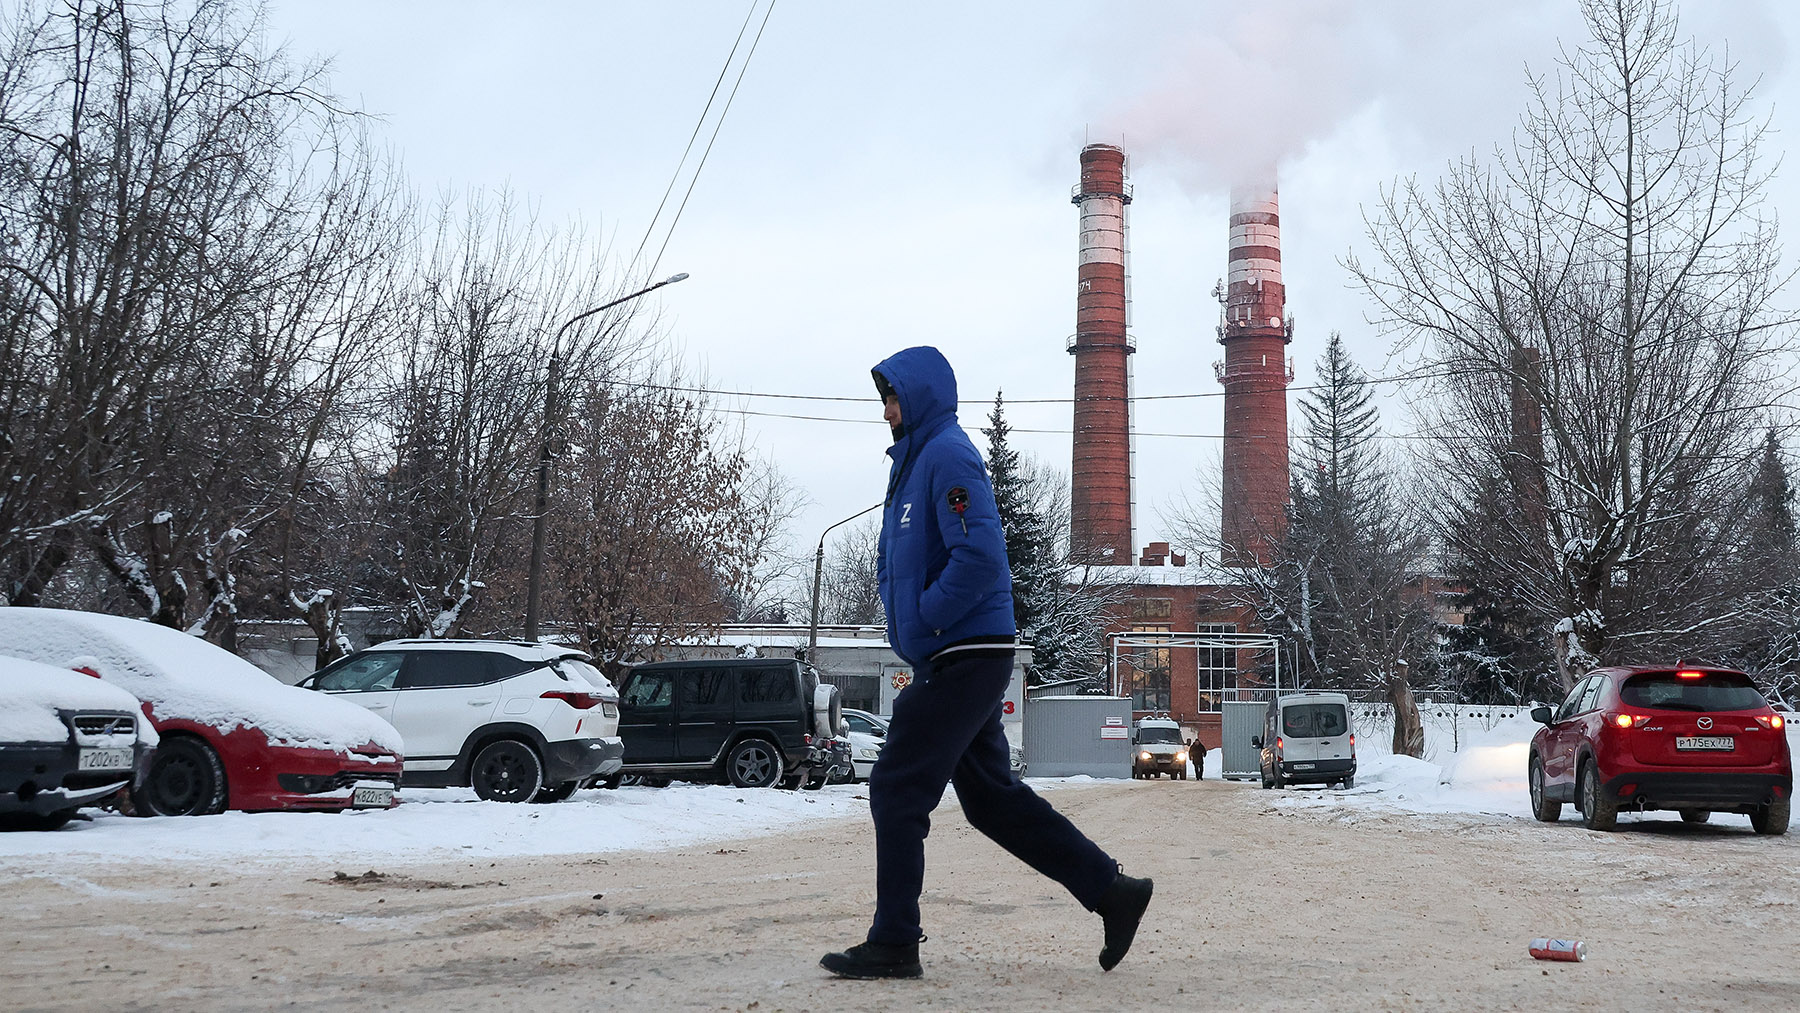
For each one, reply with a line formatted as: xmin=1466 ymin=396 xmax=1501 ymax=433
xmin=842 ymin=708 xmax=887 ymax=781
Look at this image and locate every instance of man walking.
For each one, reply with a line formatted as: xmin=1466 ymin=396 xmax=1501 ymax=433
xmin=820 ymin=345 xmax=1153 ymax=980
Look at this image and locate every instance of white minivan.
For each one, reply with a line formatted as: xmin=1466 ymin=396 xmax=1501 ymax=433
xmin=1253 ymin=691 xmax=1356 ymax=789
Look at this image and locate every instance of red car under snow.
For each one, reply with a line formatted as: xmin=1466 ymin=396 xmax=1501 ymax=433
xmin=1528 ymin=665 xmax=1792 ymax=834
xmin=0 ymin=609 xmax=403 ymax=816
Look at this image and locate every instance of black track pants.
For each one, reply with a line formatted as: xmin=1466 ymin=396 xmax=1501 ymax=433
xmin=866 ymin=652 xmax=1119 ymax=945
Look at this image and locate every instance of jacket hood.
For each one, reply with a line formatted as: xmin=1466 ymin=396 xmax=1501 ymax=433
xmin=872 ymin=346 xmax=958 ymax=442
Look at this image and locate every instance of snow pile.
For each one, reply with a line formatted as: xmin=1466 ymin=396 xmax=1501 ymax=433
xmin=0 ymin=782 xmax=877 ymax=864
xmin=0 ymin=609 xmax=400 ymax=754
xmin=0 ymin=654 xmax=159 ymax=747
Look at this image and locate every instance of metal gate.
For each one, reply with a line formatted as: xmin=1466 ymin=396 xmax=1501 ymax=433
xmin=1021 ymin=696 xmax=1133 ymax=779
xmin=1220 ymin=700 xmax=1266 ymax=780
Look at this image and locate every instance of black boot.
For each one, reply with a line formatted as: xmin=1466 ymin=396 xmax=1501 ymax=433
xmin=819 ymin=940 xmax=922 ymax=979
xmin=1095 ymin=871 xmax=1154 ymax=971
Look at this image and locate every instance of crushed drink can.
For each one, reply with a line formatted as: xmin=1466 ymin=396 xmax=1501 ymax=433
xmin=1529 ymin=938 xmax=1586 ymax=962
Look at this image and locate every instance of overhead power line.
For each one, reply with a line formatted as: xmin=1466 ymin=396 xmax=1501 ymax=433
xmin=626 ymin=4 xmax=760 ymax=278
xmin=646 ymin=0 xmax=777 ymax=281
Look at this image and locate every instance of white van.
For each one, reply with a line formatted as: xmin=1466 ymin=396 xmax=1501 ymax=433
xmin=1131 ymin=716 xmax=1188 ymax=780
xmin=1252 ymin=692 xmax=1355 ymax=789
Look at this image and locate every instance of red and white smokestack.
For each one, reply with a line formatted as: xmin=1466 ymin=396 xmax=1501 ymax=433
xmin=1216 ymin=180 xmax=1293 ymax=565
xmin=1069 ymin=144 xmax=1134 ymax=564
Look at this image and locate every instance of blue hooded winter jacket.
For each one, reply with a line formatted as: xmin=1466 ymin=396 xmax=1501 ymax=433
xmin=872 ymin=346 xmax=1016 ymax=667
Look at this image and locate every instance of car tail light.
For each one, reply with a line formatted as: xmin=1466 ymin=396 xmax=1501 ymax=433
xmin=540 ymin=691 xmax=602 ymax=709
xmin=1609 ymin=713 xmax=1651 ymax=729
xmin=1613 ymin=713 xmax=1631 ymax=728
xmin=1275 ymin=737 xmax=1284 ymax=752
xmin=1756 ymin=715 xmax=1786 ymax=730
xmin=1349 ymin=733 xmax=1356 ymax=753
xmin=1677 ymin=670 xmax=1705 ymax=679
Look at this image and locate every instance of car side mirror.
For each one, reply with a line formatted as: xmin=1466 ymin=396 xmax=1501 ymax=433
xmin=1531 ymin=705 xmax=1554 ymax=725
xmin=1250 ymin=736 xmax=1263 ymax=749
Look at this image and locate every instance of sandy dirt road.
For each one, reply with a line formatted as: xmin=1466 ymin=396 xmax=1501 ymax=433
xmin=3 ymin=778 xmax=1795 ymax=1012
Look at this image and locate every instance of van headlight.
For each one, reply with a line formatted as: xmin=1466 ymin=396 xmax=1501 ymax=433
xmin=1139 ymin=751 xmax=1152 ymax=761
xmin=1175 ymin=751 xmax=1187 ymax=762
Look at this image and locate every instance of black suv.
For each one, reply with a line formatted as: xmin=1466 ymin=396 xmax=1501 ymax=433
xmin=614 ymin=658 xmax=842 ymax=788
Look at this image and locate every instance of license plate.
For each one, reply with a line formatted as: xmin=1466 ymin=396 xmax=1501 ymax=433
xmin=78 ymin=747 xmax=133 ymax=770
xmin=1675 ymin=736 xmax=1734 ymax=751
xmin=1292 ymin=763 xmax=1315 ymax=770
xmin=351 ymin=786 xmax=394 ymax=807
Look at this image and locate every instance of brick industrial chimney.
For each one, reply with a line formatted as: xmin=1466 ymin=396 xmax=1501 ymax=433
xmin=1215 ymin=181 xmax=1293 ymax=565
xmin=1068 ymin=144 xmax=1135 ymax=564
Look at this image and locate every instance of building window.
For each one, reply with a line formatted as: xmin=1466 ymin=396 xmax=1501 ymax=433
xmin=1195 ymin=623 xmax=1238 ymax=712
xmin=1125 ymin=623 xmax=1171 ymax=712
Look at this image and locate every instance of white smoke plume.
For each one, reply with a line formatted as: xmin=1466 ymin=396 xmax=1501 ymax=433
xmin=1098 ymin=0 xmax=1785 ymax=195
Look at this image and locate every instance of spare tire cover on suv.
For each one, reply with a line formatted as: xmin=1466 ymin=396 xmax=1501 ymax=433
xmin=813 ymin=680 xmax=842 ymax=740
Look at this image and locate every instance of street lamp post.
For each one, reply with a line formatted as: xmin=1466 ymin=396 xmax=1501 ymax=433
xmin=523 ymin=272 xmax=689 ymax=642
xmin=808 ymin=503 xmax=883 ymax=665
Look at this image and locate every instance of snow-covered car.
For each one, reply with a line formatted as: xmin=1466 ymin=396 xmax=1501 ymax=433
xmin=842 ymin=707 xmax=887 ymax=781
xmin=0 ymin=654 xmax=158 ymax=830
xmin=0 ymin=609 xmax=403 ymax=816
xmin=303 ymin=640 xmax=624 ymax=803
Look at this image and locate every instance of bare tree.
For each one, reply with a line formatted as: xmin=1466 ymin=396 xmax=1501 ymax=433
xmin=0 ymin=0 xmax=404 ymax=646
xmin=1349 ymin=0 xmax=1788 ymax=688
xmin=364 ymin=191 xmax=633 ymax=640
xmin=548 ymin=365 xmax=764 ymax=669
xmin=723 ymin=460 xmax=807 ymax=623
xmin=819 ymin=516 xmax=884 ymax=626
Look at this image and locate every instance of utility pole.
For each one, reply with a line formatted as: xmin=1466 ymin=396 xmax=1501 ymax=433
xmin=808 ymin=503 xmax=883 ymax=665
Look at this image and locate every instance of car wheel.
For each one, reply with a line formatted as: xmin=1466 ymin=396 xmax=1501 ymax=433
xmin=134 ymin=735 xmax=228 ymax=817
xmin=1751 ymin=797 xmax=1790 ymax=836
xmin=1528 ymin=756 xmax=1562 ymax=823
xmin=1259 ymin=765 xmax=1272 ymax=790
xmin=1342 ymin=776 xmax=1354 ymax=789
xmin=531 ymin=780 xmax=578 ymax=804
xmin=1678 ymin=809 xmax=1711 ymax=824
xmin=470 ymin=739 xmax=543 ymax=803
xmin=1578 ymin=758 xmax=1617 ymax=831
xmin=598 ymin=773 xmax=622 ymax=790
xmin=1272 ymin=764 xmax=1285 ymax=790
xmin=0 ymin=810 xmax=75 ymax=831
xmin=725 ymin=738 xmax=784 ymax=788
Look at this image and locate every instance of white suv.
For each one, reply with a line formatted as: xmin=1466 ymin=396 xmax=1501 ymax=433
xmin=304 ymin=640 xmax=623 ymax=803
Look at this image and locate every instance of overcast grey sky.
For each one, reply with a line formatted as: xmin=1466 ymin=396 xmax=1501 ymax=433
xmin=268 ymin=1 xmax=1796 ymax=565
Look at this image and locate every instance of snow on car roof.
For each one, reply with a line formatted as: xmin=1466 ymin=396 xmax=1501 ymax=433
xmin=362 ymin=638 xmax=587 ymax=662
xmin=0 ymin=609 xmax=400 ymax=754
xmin=0 ymin=653 xmax=159 ymax=747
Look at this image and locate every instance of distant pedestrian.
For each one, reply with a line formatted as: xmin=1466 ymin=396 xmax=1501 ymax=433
xmin=1188 ymin=737 xmax=1208 ymax=779
xmin=820 ymin=346 xmax=1153 ymax=980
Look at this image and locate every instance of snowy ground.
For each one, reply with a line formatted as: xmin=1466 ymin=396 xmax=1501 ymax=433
xmin=7 ymin=707 xmax=1796 ymax=867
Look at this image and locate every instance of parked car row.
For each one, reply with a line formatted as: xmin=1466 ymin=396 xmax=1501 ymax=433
xmin=1 ymin=609 xmax=884 ymax=829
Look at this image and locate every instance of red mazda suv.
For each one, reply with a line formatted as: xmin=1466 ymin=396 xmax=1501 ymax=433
xmin=1528 ymin=666 xmax=1791 ymax=834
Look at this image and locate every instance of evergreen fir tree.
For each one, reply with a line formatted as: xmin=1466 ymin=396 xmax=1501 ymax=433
xmin=1746 ymin=429 xmax=1797 ymax=562
xmin=983 ymin=393 xmax=1070 ymax=681
xmin=1256 ymin=333 xmax=1432 ymax=754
